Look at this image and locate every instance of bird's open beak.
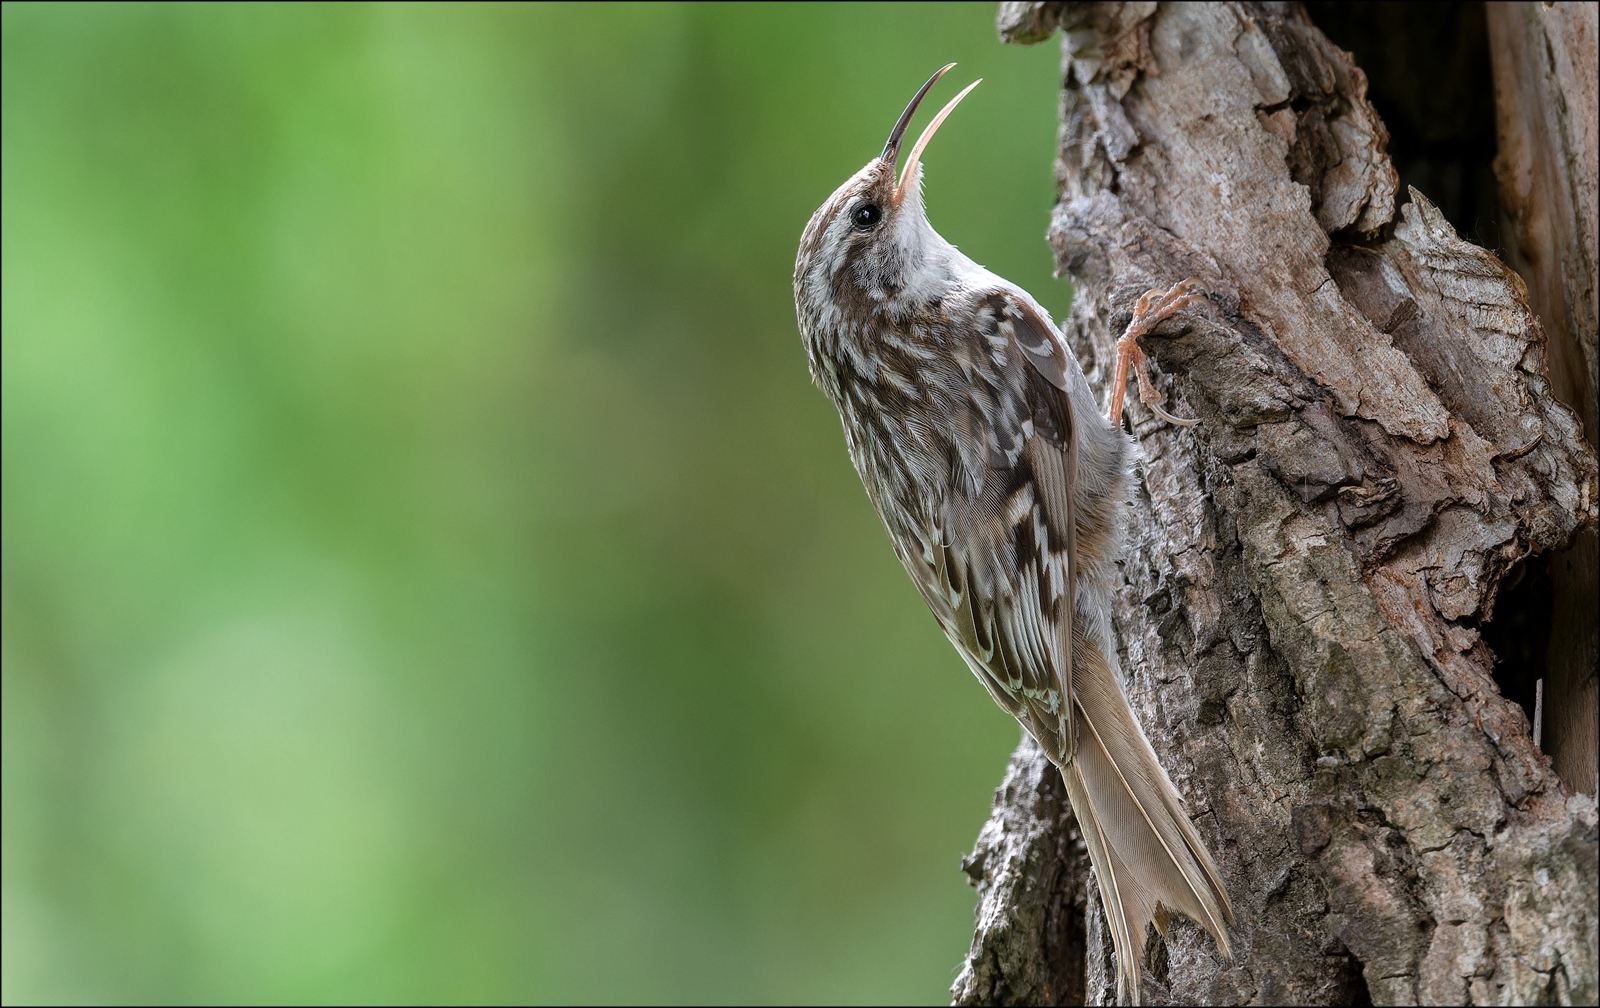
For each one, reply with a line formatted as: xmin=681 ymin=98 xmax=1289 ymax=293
xmin=882 ymin=65 xmax=982 ymax=205
xmin=882 ymin=64 xmax=955 ymax=164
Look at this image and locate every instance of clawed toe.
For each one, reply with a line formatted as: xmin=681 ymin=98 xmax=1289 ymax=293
xmin=1133 ymin=278 xmax=1207 ymax=332
xmin=1108 ymin=278 xmax=1208 ymax=428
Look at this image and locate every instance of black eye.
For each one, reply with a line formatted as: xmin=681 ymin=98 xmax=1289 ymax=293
xmin=852 ymin=202 xmax=881 ymax=229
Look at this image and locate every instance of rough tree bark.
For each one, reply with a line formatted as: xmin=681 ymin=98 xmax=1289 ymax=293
xmin=954 ymin=4 xmax=1600 ymax=1005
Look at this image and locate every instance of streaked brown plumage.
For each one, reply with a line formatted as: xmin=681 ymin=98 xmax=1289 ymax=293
xmin=793 ymin=66 xmax=1232 ymax=1005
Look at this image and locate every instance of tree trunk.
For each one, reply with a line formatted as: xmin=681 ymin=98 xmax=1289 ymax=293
xmin=954 ymin=4 xmax=1600 ymax=1005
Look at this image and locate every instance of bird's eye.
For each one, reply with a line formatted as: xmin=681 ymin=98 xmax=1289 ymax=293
xmin=852 ymin=203 xmax=881 ymax=229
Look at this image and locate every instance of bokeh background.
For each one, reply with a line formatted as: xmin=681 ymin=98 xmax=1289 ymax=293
xmin=1 ymin=4 xmax=1070 ymax=1003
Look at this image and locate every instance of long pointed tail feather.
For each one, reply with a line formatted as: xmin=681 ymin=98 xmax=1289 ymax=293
xmin=1059 ymin=634 xmax=1233 ymax=1005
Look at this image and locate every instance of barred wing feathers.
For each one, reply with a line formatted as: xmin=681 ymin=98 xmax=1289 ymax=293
xmin=901 ymin=290 xmax=1233 ymax=1006
xmin=910 ymin=289 xmax=1080 ymax=768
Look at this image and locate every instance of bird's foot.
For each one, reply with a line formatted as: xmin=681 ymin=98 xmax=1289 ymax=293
xmin=1108 ymin=278 xmax=1206 ymax=428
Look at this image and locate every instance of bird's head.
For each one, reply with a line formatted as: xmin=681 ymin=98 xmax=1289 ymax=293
xmin=794 ymin=65 xmax=981 ymax=336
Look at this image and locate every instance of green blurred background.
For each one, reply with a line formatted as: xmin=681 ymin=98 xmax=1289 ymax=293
xmin=2 ymin=3 xmax=1069 ymax=1003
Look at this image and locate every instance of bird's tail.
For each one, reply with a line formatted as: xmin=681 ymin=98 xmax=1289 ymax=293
xmin=1058 ymin=634 xmax=1234 ymax=1006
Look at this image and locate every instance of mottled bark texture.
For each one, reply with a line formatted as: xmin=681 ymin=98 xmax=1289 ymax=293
xmin=959 ymin=733 xmax=1091 ymax=1007
xmin=955 ymin=4 xmax=1599 ymax=1005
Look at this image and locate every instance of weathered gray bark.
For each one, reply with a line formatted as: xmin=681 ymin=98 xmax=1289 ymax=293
xmin=960 ymin=735 xmax=1091 ymax=1006
xmin=956 ymin=4 xmax=1600 ymax=1005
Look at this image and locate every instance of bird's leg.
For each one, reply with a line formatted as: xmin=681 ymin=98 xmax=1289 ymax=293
xmin=1108 ymin=278 xmax=1206 ymax=428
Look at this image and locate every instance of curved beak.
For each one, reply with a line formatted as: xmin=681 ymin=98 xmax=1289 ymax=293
xmin=881 ymin=64 xmax=957 ymax=164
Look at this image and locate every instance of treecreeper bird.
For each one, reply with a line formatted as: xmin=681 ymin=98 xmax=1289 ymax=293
xmin=793 ymin=66 xmax=1234 ymax=1005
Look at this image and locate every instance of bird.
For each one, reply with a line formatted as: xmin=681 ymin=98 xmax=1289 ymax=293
xmin=792 ymin=65 xmax=1233 ymax=1005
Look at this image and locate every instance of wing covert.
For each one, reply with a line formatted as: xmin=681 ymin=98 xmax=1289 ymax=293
xmin=909 ymin=290 xmax=1084 ymax=766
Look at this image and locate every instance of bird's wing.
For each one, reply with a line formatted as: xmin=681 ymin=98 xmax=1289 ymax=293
xmin=883 ymin=287 xmax=1233 ymax=1006
xmin=909 ymin=289 xmax=1082 ymax=766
